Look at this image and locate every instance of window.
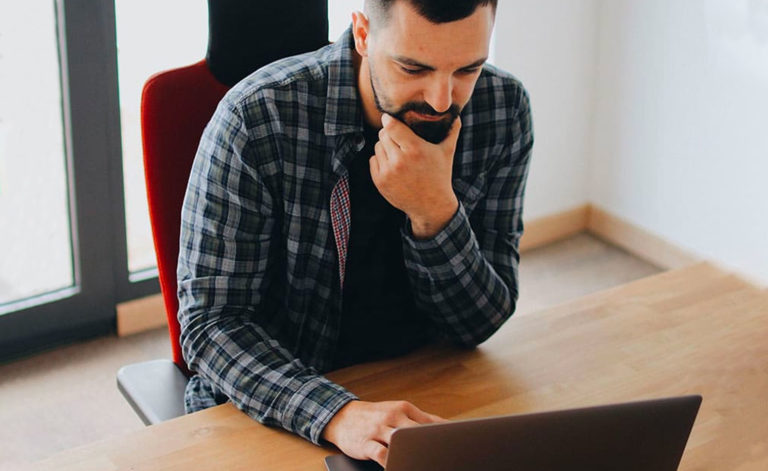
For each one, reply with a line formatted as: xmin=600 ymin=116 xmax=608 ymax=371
xmin=0 ymin=1 xmax=74 ymax=309
xmin=114 ymin=0 xmax=208 ymax=276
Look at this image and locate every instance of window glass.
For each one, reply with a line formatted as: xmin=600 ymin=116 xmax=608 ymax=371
xmin=0 ymin=1 xmax=74 ymax=308
xmin=114 ymin=0 xmax=208 ymax=275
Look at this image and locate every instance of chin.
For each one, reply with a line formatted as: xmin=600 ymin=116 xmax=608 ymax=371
xmin=406 ymin=117 xmax=455 ymax=144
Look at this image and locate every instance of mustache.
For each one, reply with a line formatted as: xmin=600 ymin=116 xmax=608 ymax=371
xmin=396 ymin=102 xmax=461 ymax=119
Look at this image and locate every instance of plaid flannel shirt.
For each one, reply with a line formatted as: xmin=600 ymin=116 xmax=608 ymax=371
xmin=177 ymin=27 xmax=533 ymax=445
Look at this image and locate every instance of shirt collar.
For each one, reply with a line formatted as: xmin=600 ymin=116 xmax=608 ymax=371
xmin=324 ymin=27 xmax=366 ymax=137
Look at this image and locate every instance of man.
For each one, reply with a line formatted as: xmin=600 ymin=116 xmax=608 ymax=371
xmin=178 ymin=0 xmax=533 ymax=467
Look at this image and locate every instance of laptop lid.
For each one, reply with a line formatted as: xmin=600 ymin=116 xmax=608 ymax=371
xmin=325 ymin=395 xmax=702 ymax=471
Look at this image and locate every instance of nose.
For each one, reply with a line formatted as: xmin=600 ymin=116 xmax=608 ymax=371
xmin=424 ymin=75 xmax=453 ymax=114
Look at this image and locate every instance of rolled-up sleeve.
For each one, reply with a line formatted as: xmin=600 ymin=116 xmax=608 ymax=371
xmin=401 ymin=88 xmax=534 ymax=347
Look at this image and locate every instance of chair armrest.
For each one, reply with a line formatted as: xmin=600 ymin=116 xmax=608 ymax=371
xmin=117 ymin=359 xmax=189 ymax=425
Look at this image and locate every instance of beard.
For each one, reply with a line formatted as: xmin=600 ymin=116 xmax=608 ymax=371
xmin=370 ymin=66 xmax=461 ymax=144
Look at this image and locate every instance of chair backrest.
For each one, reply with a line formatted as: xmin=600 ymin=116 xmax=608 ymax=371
xmin=141 ymin=1 xmax=330 ymax=376
xmin=141 ymin=59 xmax=230 ymax=375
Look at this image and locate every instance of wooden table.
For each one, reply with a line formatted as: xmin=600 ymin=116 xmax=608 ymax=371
xmin=35 ymin=263 xmax=768 ymax=470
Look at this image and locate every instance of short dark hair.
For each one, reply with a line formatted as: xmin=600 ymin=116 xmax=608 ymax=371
xmin=366 ymin=0 xmax=497 ymax=25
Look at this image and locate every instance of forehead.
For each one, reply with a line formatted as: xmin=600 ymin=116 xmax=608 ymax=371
xmin=374 ymin=2 xmax=493 ymax=66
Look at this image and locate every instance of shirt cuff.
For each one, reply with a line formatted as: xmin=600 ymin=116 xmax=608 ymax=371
xmin=401 ymin=202 xmax=479 ymax=280
xmin=281 ymin=375 xmax=359 ymax=445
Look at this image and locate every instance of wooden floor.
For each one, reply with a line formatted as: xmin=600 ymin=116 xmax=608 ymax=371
xmin=0 ymin=233 xmax=661 ymax=471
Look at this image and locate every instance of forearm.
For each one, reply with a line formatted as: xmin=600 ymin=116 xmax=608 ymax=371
xmin=178 ymin=299 xmax=357 ymax=444
xmin=402 ymin=203 xmax=518 ymax=347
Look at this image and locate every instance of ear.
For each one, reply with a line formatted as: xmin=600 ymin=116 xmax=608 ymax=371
xmin=351 ymin=11 xmax=371 ymax=57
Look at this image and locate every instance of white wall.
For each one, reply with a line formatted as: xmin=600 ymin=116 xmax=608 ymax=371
xmin=494 ymin=0 xmax=599 ymax=219
xmin=329 ymin=0 xmax=363 ymax=40
xmin=333 ymin=2 xmax=768 ymax=284
xmin=328 ymin=1 xmax=600 ymax=220
xmin=590 ymin=0 xmax=768 ymax=285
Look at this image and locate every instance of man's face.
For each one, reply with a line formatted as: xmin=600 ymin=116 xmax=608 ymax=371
xmin=366 ymin=2 xmax=493 ymax=143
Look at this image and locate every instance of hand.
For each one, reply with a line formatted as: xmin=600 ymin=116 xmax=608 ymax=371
xmin=370 ymin=114 xmax=462 ymax=239
xmin=322 ymin=400 xmax=447 ymax=468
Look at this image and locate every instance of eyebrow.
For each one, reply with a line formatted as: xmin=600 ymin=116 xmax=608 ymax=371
xmin=393 ymin=55 xmax=488 ymax=71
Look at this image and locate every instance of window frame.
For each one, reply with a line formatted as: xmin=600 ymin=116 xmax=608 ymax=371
xmin=0 ymin=0 xmax=159 ymax=361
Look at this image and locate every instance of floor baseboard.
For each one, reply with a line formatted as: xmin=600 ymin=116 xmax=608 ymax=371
xmin=587 ymin=205 xmax=701 ymax=270
xmin=117 ymin=295 xmax=166 ymax=337
xmin=520 ymin=205 xmax=590 ymax=252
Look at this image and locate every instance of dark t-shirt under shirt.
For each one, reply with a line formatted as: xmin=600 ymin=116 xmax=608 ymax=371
xmin=333 ymin=124 xmax=431 ymax=369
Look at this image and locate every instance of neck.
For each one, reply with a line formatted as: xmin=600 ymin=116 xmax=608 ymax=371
xmin=353 ymin=49 xmax=384 ymax=129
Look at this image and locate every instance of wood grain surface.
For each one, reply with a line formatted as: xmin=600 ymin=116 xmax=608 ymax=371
xmin=35 ymin=263 xmax=768 ymax=471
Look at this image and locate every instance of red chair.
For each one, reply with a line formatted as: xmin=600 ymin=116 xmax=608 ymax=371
xmin=117 ymin=60 xmax=229 ymax=425
xmin=116 ymin=0 xmax=330 ymax=425
xmin=141 ymin=60 xmax=230 ymax=374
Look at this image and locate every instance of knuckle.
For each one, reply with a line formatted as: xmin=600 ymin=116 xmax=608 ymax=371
xmin=375 ymin=424 xmax=391 ymax=441
xmin=382 ymin=409 xmax=399 ymax=423
xmin=365 ymin=442 xmax=379 ymax=459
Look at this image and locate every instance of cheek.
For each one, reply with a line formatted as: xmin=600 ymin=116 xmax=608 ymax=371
xmin=386 ymin=75 xmax=422 ymax=104
xmin=454 ymin=78 xmax=479 ymax=106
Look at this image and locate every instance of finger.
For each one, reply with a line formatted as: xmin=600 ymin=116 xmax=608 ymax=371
xmin=365 ymin=440 xmax=389 ymax=468
xmin=369 ymin=155 xmax=381 ymax=181
xmin=440 ymin=116 xmax=463 ymax=150
xmin=378 ymin=126 xmax=402 ymax=151
xmin=374 ymin=140 xmax=391 ymax=164
xmin=381 ymin=113 xmax=417 ymax=149
xmin=377 ymin=132 xmax=404 ymax=165
xmin=428 ymin=413 xmax=450 ymax=423
xmin=379 ymin=425 xmax=398 ymax=446
xmin=386 ymin=416 xmax=420 ymax=431
xmin=376 ymin=421 xmax=415 ymax=452
xmin=404 ymin=403 xmax=445 ymax=424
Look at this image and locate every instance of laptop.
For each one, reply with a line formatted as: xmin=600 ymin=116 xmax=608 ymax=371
xmin=325 ymin=395 xmax=702 ymax=471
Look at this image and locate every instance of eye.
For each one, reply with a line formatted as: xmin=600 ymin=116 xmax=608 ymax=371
xmin=459 ymin=67 xmax=481 ymax=75
xmin=400 ymin=66 xmax=424 ymax=75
